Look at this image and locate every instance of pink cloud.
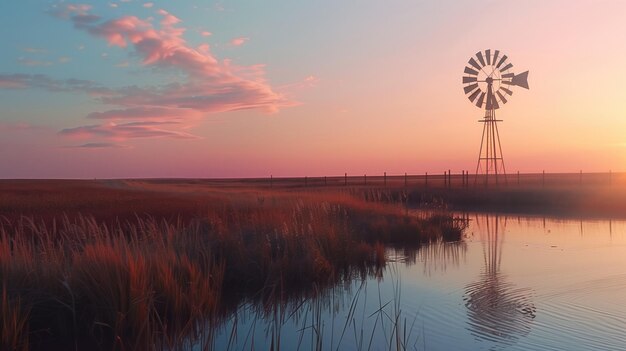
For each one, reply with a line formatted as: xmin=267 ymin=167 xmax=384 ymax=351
xmin=59 ymin=121 xmax=199 ymax=140
xmin=0 ymin=5 xmax=296 ymax=145
xmin=200 ymin=31 xmax=211 ymax=37
xmin=156 ymin=9 xmax=181 ymax=26
xmin=143 ymin=2 xmax=154 ymax=8
xmin=66 ymin=4 xmax=92 ymax=15
xmin=86 ymin=107 xmax=200 ymax=122
xmin=197 ymin=43 xmax=210 ymax=53
xmin=70 ymin=142 xmax=129 ymax=149
xmin=230 ymin=37 xmax=249 ymax=46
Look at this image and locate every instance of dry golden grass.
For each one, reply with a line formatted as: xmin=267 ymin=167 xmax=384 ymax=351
xmin=0 ymin=180 xmax=464 ymax=350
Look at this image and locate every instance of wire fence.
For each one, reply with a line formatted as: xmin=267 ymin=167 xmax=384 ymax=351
xmin=251 ymin=171 xmax=619 ymax=189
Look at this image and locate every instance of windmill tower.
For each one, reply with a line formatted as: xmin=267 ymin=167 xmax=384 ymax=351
xmin=462 ymin=50 xmax=529 ymax=185
xmin=464 ymin=214 xmax=536 ymax=345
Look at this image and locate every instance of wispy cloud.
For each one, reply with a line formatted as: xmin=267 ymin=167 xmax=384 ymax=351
xmin=70 ymin=142 xmax=129 ymax=148
xmin=143 ymin=2 xmax=154 ymax=8
xmin=1 ymin=5 xmax=294 ymax=145
xmin=0 ymin=122 xmax=49 ymax=132
xmin=230 ymin=37 xmax=249 ymax=47
xmin=59 ymin=121 xmax=200 ymax=140
xmin=200 ymin=30 xmax=211 ymax=37
xmin=0 ymin=73 xmax=110 ymax=93
xmin=86 ymin=107 xmax=200 ymax=122
xmin=22 ymin=47 xmax=47 ymax=54
xmin=17 ymin=57 xmax=53 ymax=66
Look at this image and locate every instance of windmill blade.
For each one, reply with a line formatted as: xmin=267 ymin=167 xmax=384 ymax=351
xmin=464 ymin=83 xmax=479 ymax=94
xmin=485 ymin=49 xmax=491 ymax=65
xmin=500 ymin=62 xmax=513 ymax=72
xmin=493 ymin=50 xmax=500 ymax=66
xmin=500 ymin=87 xmax=513 ymax=95
xmin=468 ymin=89 xmax=481 ymax=102
xmin=511 ymin=70 xmax=530 ymax=89
xmin=496 ymin=90 xmax=508 ymax=104
xmin=501 ymin=72 xmax=515 ymax=78
xmin=464 ymin=66 xmax=479 ymax=76
xmin=463 ymin=76 xmax=477 ymax=83
xmin=496 ymin=55 xmax=508 ymax=68
xmin=476 ymin=51 xmax=486 ymax=67
xmin=468 ymin=57 xmax=482 ymax=71
xmin=476 ymin=92 xmax=485 ymax=108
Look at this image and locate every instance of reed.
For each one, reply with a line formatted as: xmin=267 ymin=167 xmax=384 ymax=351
xmin=0 ymin=182 xmax=465 ymax=349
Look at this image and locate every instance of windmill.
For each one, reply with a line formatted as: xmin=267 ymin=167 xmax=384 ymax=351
xmin=462 ymin=50 xmax=529 ymax=185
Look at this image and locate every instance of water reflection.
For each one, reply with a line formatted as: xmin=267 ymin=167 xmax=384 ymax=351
xmin=408 ymin=241 xmax=467 ymax=275
xmin=209 ymin=213 xmax=626 ymax=350
xmin=464 ymin=214 xmax=536 ymax=345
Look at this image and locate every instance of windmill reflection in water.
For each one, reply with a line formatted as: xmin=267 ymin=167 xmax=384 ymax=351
xmin=464 ymin=214 xmax=536 ymax=345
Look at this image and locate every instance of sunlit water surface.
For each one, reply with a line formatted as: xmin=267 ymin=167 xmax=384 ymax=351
xmin=206 ymin=214 xmax=626 ymax=350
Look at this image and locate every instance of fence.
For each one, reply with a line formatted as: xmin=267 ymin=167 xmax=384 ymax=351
xmin=260 ymin=171 xmax=619 ymax=189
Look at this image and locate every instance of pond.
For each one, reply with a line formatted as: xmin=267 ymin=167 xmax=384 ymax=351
xmin=207 ymin=213 xmax=626 ymax=350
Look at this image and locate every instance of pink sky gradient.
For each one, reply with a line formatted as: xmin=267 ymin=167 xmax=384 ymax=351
xmin=1 ymin=1 xmax=626 ymax=178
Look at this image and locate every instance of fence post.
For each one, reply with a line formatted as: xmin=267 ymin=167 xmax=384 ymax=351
xmin=384 ymin=172 xmax=387 ymax=186
xmin=364 ymin=174 xmax=367 ymax=186
xmin=517 ymin=171 xmax=520 ymax=185
xmin=305 ymin=176 xmax=308 ymax=187
xmin=345 ymin=173 xmax=347 ymax=186
xmin=405 ymin=172 xmax=407 ymax=187
xmin=448 ymin=169 xmax=451 ymax=188
xmin=270 ymin=174 xmax=273 ymax=188
xmin=580 ymin=170 xmax=582 ymax=185
xmin=610 ymin=170 xmax=612 ymax=185
xmin=425 ymin=172 xmax=428 ymax=187
xmin=542 ymin=170 xmax=545 ymax=187
xmin=324 ymin=176 xmax=327 ymax=186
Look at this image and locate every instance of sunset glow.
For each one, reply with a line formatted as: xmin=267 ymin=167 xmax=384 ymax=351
xmin=2 ymin=1 xmax=626 ymax=178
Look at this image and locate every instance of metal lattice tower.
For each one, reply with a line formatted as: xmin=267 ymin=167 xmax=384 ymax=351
xmin=476 ymin=106 xmax=506 ymax=184
xmin=461 ymin=49 xmax=529 ymax=185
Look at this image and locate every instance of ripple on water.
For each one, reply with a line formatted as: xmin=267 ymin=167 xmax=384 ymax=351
xmin=463 ymin=272 xmax=536 ymax=347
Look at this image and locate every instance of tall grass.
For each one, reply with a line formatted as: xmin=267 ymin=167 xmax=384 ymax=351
xmin=0 ymin=184 xmax=466 ymax=349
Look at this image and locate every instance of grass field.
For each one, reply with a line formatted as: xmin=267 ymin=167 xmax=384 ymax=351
xmin=0 ymin=179 xmax=465 ymax=350
xmin=2 ymin=174 xmax=622 ymax=349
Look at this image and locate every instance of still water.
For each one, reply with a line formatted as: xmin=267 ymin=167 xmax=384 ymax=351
xmin=209 ymin=214 xmax=626 ymax=350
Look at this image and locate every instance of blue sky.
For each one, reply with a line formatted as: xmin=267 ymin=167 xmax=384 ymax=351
xmin=2 ymin=1 xmax=626 ymax=178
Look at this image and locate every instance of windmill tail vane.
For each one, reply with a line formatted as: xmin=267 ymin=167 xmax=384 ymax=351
xmin=462 ymin=49 xmax=530 ymax=185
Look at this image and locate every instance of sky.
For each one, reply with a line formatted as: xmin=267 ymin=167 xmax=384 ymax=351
xmin=2 ymin=0 xmax=626 ymax=178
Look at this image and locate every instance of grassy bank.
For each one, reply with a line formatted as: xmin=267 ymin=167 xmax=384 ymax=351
xmin=401 ymin=184 xmax=626 ymax=219
xmin=0 ymin=180 xmax=465 ymax=350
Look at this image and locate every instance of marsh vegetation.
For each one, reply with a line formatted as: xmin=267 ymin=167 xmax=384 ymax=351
xmin=0 ymin=180 xmax=465 ymax=350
